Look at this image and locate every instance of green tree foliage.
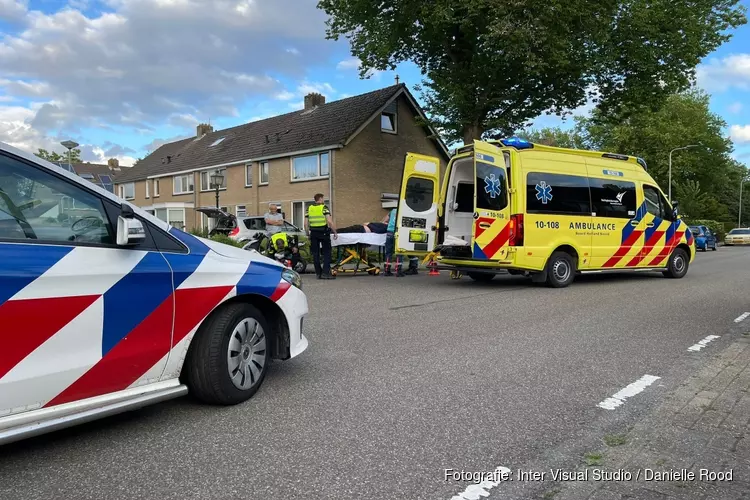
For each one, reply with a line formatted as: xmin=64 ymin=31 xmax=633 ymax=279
xmin=517 ymin=127 xmax=585 ymax=149
xmin=575 ymin=89 xmax=746 ymax=222
xmin=317 ymin=0 xmax=746 ymax=144
xmin=35 ymin=148 xmax=81 ymax=163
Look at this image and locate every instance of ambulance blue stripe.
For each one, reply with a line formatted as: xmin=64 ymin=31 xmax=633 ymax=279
xmin=473 ymin=243 xmax=488 ymax=260
xmin=236 ymin=261 xmax=285 ymax=298
xmin=0 ymin=244 xmax=73 ymax=305
xmin=644 ymin=218 xmax=662 ymax=242
xmin=621 ymin=202 xmax=648 ymax=243
xmin=665 ymin=221 xmax=676 ymax=243
xmin=101 ymin=252 xmax=174 ymax=356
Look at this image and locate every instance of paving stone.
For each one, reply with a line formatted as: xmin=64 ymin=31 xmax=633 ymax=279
xmin=695 ymin=409 xmax=729 ymax=427
xmin=708 ymin=431 xmax=742 ymax=453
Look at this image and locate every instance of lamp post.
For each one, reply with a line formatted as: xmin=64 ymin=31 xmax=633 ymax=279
xmin=668 ymin=144 xmax=699 ymax=203
xmin=210 ymin=170 xmax=224 ymax=209
xmin=60 ymin=140 xmax=79 ymax=173
xmin=740 ymin=175 xmax=748 ymax=228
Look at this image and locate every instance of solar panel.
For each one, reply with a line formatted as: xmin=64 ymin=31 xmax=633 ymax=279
xmin=80 ymin=173 xmax=95 ymax=179
xmin=99 ymin=175 xmax=112 ymax=183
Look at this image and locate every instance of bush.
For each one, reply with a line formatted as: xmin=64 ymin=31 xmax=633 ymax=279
xmin=683 ymin=219 xmax=726 ymax=239
xmin=207 ymin=233 xmax=246 ymax=248
xmin=189 ymin=228 xmax=209 ymax=238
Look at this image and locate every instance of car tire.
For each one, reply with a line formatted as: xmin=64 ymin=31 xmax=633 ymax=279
xmin=712 ymin=244 xmax=717 ymax=251
xmin=185 ymin=303 xmax=270 ymax=405
xmin=545 ymin=251 xmax=576 ymax=288
xmin=467 ymin=271 xmax=495 ymax=282
xmin=662 ymin=248 xmax=689 ymax=279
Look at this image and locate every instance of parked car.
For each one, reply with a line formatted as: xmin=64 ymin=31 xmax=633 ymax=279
xmin=0 ymin=141 xmax=309 ymax=445
xmin=688 ymin=225 xmax=717 ymax=251
xmin=724 ymin=227 xmax=750 ymax=246
xmin=229 ymin=215 xmax=305 ymax=243
xmin=195 ymin=207 xmax=237 ymax=236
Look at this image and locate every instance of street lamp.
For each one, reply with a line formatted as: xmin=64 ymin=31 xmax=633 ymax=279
xmin=60 ymin=140 xmax=79 ymax=173
xmin=740 ymin=174 xmax=749 ymax=227
xmin=210 ymin=170 xmax=224 ymax=209
xmin=668 ymin=144 xmax=700 ymax=203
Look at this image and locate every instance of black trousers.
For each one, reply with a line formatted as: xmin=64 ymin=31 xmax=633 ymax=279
xmin=309 ymin=229 xmax=331 ymax=276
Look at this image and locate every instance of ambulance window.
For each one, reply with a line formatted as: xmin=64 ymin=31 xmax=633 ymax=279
xmin=503 ymin=152 xmax=511 ymax=188
xmin=590 ymin=179 xmax=636 ymax=219
xmin=643 ymin=185 xmax=667 ymax=220
xmin=475 ymin=161 xmax=507 ymax=211
xmin=526 ymin=172 xmax=591 ymax=215
xmin=405 ymin=176 xmax=434 ymax=213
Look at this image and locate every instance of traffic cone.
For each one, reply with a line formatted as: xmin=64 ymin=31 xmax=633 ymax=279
xmin=428 ymin=258 xmax=440 ymax=276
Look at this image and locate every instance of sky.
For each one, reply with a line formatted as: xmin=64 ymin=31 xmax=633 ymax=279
xmin=0 ymin=0 xmax=749 ymax=167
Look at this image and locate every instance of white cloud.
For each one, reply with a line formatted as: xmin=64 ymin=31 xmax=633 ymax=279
xmin=730 ymin=124 xmax=750 ymax=144
xmin=729 ymin=102 xmax=743 ymax=114
xmin=0 ymin=0 xmax=337 ymax=155
xmin=335 ymin=57 xmax=382 ymax=80
xmin=274 ymin=90 xmax=296 ymax=101
xmin=696 ymin=54 xmax=750 ymax=91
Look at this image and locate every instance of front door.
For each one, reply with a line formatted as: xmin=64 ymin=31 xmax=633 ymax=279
xmin=395 ymin=153 xmax=441 ymax=257
xmin=471 ymin=141 xmax=511 ymax=260
xmin=639 ymin=184 xmax=679 ymax=267
xmin=0 ymin=151 xmax=174 ymax=416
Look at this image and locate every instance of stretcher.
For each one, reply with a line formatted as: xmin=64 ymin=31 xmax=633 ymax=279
xmin=330 ymin=233 xmax=386 ymax=276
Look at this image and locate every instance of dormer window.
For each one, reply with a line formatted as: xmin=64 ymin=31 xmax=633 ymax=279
xmin=380 ymin=101 xmax=398 ymax=134
xmin=209 ymin=137 xmax=226 ymax=147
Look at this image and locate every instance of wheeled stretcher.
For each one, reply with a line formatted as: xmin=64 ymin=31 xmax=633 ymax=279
xmin=330 ymin=233 xmax=386 ymax=276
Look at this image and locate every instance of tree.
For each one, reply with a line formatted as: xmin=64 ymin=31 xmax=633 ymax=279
xmin=575 ymin=89 xmax=746 ymax=222
xmin=318 ymin=0 xmax=746 ymax=144
xmin=35 ymin=148 xmax=81 ymax=163
xmin=517 ymin=127 xmax=585 ymax=149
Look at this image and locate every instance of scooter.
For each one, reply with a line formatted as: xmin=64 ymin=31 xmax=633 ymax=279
xmin=244 ymin=232 xmax=308 ymax=274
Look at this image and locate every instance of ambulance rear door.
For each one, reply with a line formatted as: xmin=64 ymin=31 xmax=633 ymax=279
xmin=472 ymin=141 xmax=511 ymax=260
xmin=395 ymin=153 xmax=441 ymax=256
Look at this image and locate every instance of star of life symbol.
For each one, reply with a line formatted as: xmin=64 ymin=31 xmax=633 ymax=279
xmin=535 ymin=181 xmax=553 ymax=204
xmin=484 ymin=174 xmax=502 ymax=199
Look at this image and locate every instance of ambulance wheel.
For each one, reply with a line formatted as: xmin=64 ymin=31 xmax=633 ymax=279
xmin=663 ymin=248 xmax=689 ymax=279
xmin=545 ymin=251 xmax=576 ymax=288
xmin=467 ymin=272 xmax=495 ymax=283
xmin=184 ymin=303 xmax=269 ymax=405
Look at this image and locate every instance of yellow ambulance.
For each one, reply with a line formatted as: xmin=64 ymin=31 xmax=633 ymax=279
xmin=394 ymin=138 xmax=696 ymax=288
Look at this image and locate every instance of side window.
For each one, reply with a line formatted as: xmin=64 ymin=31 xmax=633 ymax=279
xmin=405 ymin=177 xmax=434 ymax=212
xmin=475 ymin=162 xmax=507 ymax=211
xmin=643 ymin=185 xmax=667 ymax=220
xmin=0 ymin=153 xmax=113 ymax=244
xmin=526 ymin=172 xmax=591 ymax=215
xmin=589 ymin=178 xmax=637 ymax=219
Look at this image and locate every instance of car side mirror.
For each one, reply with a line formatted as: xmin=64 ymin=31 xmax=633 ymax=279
xmin=671 ymin=201 xmax=679 ymax=221
xmin=117 ymin=204 xmax=146 ymax=246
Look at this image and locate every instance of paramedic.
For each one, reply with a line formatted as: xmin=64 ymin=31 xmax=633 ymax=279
xmin=305 ymin=193 xmax=338 ymax=279
xmin=264 ymin=203 xmax=283 ymax=235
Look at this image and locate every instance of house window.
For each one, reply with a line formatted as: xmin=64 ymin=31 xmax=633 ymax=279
xmin=380 ymin=100 xmax=398 ymax=134
xmin=209 ymin=137 xmax=226 ymax=147
xmin=145 ymin=180 xmax=150 ymax=199
xmin=120 ymin=182 xmax=135 ymax=200
xmin=173 ymin=174 xmax=194 ymax=194
xmin=200 ymin=168 xmax=226 ymax=191
xmin=153 ymin=207 xmax=186 ymax=230
xmin=236 ymin=205 xmax=247 ymax=218
xmin=292 ymin=199 xmax=329 ymax=227
xmin=153 ymin=179 xmax=160 ymax=197
xmin=245 ymin=164 xmax=252 ymax=187
xmin=291 ymin=152 xmax=330 ymax=181
xmin=260 ymin=161 xmax=269 ymax=184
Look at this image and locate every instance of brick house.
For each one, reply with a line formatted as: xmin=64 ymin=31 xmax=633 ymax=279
xmin=113 ymin=84 xmax=449 ymax=231
xmin=53 ymin=158 xmax=121 ymax=193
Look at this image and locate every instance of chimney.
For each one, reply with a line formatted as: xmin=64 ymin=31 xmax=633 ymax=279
xmin=107 ymin=158 xmax=119 ymax=168
xmin=196 ymin=123 xmax=214 ymax=137
xmin=304 ymin=92 xmax=326 ymax=110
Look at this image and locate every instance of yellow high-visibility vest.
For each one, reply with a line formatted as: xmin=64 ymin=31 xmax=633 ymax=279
xmin=307 ymin=204 xmax=327 ymax=228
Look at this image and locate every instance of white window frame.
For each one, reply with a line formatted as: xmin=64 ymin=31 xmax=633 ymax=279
xmin=260 ymin=161 xmax=269 ymax=185
xmin=290 ymin=151 xmax=330 ymax=182
xmin=200 ymin=168 xmax=227 ymax=192
xmin=173 ymin=174 xmax=194 ymax=195
xmin=153 ymin=178 xmax=160 ymax=197
xmin=381 ymin=111 xmax=397 ymax=134
xmin=145 ymin=180 xmax=150 ymax=199
xmin=292 ymin=199 xmax=329 ymax=227
xmin=120 ymin=182 xmax=135 ymax=200
xmin=236 ymin=204 xmax=247 ymax=218
xmin=245 ymin=164 xmax=253 ymax=188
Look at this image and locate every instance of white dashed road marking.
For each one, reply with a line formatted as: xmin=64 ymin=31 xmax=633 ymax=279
xmin=734 ymin=312 xmax=750 ymax=323
xmin=448 ymin=467 xmax=511 ymax=500
xmin=688 ymin=335 xmax=721 ymax=352
xmin=597 ymin=375 xmax=660 ymax=410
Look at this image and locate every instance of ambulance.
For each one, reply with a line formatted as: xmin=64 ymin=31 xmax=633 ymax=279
xmin=394 ymin=137 xmax=695 ymax=288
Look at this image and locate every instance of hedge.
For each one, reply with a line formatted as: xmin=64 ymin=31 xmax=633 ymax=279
xmin=682 ymin=219 xmax=728 ymax=240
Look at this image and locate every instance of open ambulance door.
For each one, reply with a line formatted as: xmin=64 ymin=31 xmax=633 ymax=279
xmin=471 ymin=141 xmax=512 ymax=260
xmin=395 ymin=153 xmax=441 ymax=257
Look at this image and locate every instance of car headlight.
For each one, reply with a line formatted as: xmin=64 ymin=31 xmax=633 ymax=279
xmin=281 ymin=268 xmax=302 ymax=289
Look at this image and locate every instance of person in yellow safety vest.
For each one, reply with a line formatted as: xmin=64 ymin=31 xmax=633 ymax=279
xmin=305 ymin=193 xmax=338 ymax=279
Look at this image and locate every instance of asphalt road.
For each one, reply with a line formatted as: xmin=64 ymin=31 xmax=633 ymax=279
xmin=2 ymin=247 xmax=750 ymax=500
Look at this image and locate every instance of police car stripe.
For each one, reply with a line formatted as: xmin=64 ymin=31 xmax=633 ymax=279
xmin=0 ymin=244 xmax=74 ymax=304
xmin=11 ymin=247 xmax=148 ymax=301
xmin=0 ymin=298 xmax=105 ymax=411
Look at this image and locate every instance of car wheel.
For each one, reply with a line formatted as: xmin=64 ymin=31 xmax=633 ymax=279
xmin=545 ymin=251 xmax=576 ymax=288
xmin=294 ymin=258 xmax=307 ymax=274
xmin=712 ymin=244 xmax=717 ymax=251
xmin=185 ymin=303 xmax=270 ymax=405
xmin=662 ymin=248 xmax=689 ymax=279
xmin=467 ymin=271 xmax=495 ymax=282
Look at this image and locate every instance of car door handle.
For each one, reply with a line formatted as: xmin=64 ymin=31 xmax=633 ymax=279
xmin=630 ymin=221 xmax=639 ymax=227
xmin=646 ymin=223 xmax=655 ymax=228
xmin=479 ymin=222 xmax=492 ymax=229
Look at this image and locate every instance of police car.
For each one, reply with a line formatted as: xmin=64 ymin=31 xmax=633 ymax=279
xmin=0 ymin=142 xmax=309 ymax=445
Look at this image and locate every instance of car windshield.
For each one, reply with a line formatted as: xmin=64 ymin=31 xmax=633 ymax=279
xmin=729 ymin=228 xmax=750 ymax=235
xmin=689 ymin=226 xmax=703 ymax=235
